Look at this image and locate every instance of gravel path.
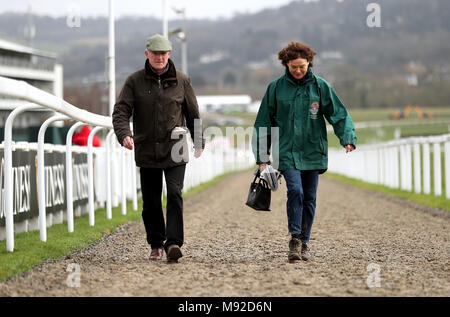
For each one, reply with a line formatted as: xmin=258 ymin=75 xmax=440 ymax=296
xmin=1 ymin=171 xmax=449 ymax=297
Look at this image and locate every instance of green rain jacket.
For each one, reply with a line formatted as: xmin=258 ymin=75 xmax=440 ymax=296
xmin=253 ymin=67 xmax=357 ymax=173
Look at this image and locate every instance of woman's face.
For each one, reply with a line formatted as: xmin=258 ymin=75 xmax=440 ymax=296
xmin=287 ymin=57 xmax=309 ymax=80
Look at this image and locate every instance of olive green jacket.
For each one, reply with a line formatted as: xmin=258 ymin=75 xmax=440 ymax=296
xmin=253 ymin=68 xmax=357 ymax=172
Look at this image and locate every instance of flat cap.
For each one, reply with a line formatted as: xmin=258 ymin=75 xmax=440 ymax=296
xmin=146 ymin=34 xmax=172 ymax=52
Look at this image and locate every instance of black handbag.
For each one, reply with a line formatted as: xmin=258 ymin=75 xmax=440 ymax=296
xmin=245 ymin=170 xmax=271 ymax=211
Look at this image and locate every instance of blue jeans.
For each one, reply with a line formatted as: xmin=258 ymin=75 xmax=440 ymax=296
xmin=282 ymin=169 xmax=319 ymax=244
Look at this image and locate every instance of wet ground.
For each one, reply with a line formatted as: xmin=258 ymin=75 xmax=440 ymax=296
xmin=1 ymin=171 xmax=449 ymax=297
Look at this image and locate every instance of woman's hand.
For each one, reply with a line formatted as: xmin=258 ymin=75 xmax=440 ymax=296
xmin=345 ymin=144 xmax=355 ymax=153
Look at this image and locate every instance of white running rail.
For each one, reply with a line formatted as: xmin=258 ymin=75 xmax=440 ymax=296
xmin=328 ymin=134 xmax=450 ymax=198
xmin=0 ymin=75 xmax=126 ymax=252
xmin=0 ymin=76 xmax=256 ymax=252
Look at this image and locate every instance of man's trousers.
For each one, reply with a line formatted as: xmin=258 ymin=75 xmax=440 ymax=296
xmin=140 ymin=164 xmax=186 ymax=251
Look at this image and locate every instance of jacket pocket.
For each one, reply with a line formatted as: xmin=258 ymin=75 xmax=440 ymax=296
xmin=304 ymin=138 xmax=325 ymax=161
xmin=167 ymin=108 xmax=183 ymax=132
xmin=277 ymin=98 xmax=292 ymax=117
xmin=133 ymin=134 xmax=147 ymax=144
xmin=154 ymin=138 xmax=187 ymax=163
xmin=319 ymin=134 xmax=327 ymax=155
xmin=305 ymin=124 xmax=327 ymax=161
xmin=166 ymin=99 xmax=184 ymax=131
xmin=134 ymin=139 xmax=152 ymax=162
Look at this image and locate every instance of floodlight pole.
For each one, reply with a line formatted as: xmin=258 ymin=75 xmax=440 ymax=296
xmin=179 ymin=8 xmax=188 ymax=75
xmin=108 ymin=0 xmax=116 ymax=116
xmin=171 ymin=7 xmax=188 ymax=75
xmin=162 ymin=0 xmax=169 ymax=38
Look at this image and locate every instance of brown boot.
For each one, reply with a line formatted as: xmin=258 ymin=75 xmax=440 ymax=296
xmin=301 ymin=242 xmax=310 ymax=261
xmin=288 ymin=238 xmax=301 ymax=262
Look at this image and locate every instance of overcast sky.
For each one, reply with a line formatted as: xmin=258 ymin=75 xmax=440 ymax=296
xmin=0 ymin=0 xmax=297 ymax=20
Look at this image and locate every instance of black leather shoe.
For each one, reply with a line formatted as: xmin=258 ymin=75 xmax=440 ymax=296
xmin=166 ymin=245 xmax=183 ymax=263
xmin=149 ymin=248 xmax=163 ymax=261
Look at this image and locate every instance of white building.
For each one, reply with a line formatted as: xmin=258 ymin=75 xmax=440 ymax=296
xmin=197 ymin=95 xmax=252 ymax=113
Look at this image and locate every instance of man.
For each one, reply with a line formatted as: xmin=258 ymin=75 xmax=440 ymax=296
xmin=113 ymin=34 xmax=204 ymax=263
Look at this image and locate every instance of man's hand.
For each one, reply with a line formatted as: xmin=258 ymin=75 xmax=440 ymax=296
xmin=345 ymin=144 xmax=355 ymax=153
xmin=259 ymin=163 xmax=267 ymax=171
xmin=194 ymin=148 xmax=203 ymax=158
xmin=122 ymin=136 xmax=134 ymax=150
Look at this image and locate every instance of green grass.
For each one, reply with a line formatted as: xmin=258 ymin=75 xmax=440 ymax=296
xmin=231 ymin=106 xmax=450 ymax=125
xmin=0 ymin=200 xmax=143 ymax=282
xmin=348 ymin=106 xmax=450 ymax=122
xmin=346 ymin=107 xmax=450 ymax=146
xmin=325 ymin=172 xmax=450 ymax=212
xmin=231 ymin=112 xmax=257 ymax=125
xmin=0 ymin=170 xmax=246 ymax=282
xmin=348 ymin=108 xmax=401 ymax=122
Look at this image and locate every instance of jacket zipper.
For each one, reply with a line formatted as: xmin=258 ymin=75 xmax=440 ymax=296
xmin=153 ymin=79 xmax=162 ymax=159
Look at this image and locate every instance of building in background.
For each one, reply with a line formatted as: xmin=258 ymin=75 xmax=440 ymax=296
xmin=197 ymin=95 xmax=252 ymax=114
xmin=0 ymin=38 xmax=65 ymax=142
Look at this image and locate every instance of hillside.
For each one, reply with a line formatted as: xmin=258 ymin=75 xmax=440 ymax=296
xmin=0 ymin=0 xmax=449 ymax=112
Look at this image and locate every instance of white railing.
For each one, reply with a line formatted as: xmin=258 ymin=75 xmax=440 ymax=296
xmin=0 ymin=76 xmax=256 ymax=252
xmin=328 ymin=134 xmax=450 ymax=198
xmin=0 ymin=75 xmax=133 ymax=252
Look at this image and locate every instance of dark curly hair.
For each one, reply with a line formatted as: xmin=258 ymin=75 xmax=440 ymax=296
xmin=278 ymin=41 xmax=316 ymax=67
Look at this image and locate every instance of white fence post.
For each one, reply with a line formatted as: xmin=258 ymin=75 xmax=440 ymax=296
xmin=37 ymin=115 xmax=69 ymax=242
xmin=131 ymin=148 xmax=138 ymax=211
xmin=423 ymin=142 xmax=431 ymax=195
xmin=413 ymin=141 xmax=421 ymax=194
xmin=66 ymin=122 xmax=85 ymax=232
xmin=373 ymin=147 xmax=379 ymax=185
xmin=445 ymin=141 xmax=450 ymax=199
xmin=405 ymin=143 xmax=413 ymax=192
xmin=105 ymin=130 xmax=115 ymax=219
xmin=3 ymin=103 xmax=41 ymax=252
xmin=121 ymin=146 xmax=127 ymax=215
xmin=433 ymin=142 xmax=442 ymax=196
xmin=378 ymin=148 xmax=384 ymax=186
xmin=389 ymin=146 xmax=396 ymax=188
xmin=400 ymin=144 xmax=407 ymax=191
xmin=383 ymin=148 xmax=389 ymax=187
xmin=87 ymin=126 xmax=105 ymax=226
xmin=393 ymin=145 xmax=400 ymax=188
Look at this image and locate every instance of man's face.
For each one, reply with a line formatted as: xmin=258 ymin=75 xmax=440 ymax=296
xmin=287 ymin=57 xmax=309 ymax=80
xmin=146 ymin=50 xmax=171 ymax=72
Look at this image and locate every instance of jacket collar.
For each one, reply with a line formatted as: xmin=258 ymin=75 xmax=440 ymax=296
xmin=285 ymin=67 xmax=314 ymax=86
xmin=145 ymin=58 xmax=178 ymax=84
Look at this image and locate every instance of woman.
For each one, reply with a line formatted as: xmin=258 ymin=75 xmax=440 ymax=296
xmin=253 ymin=41 xmax=357 ymax=262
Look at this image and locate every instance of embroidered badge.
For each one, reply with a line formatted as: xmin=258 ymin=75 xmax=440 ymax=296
xmin=310 ymin=102 xmax=319 ymax=119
